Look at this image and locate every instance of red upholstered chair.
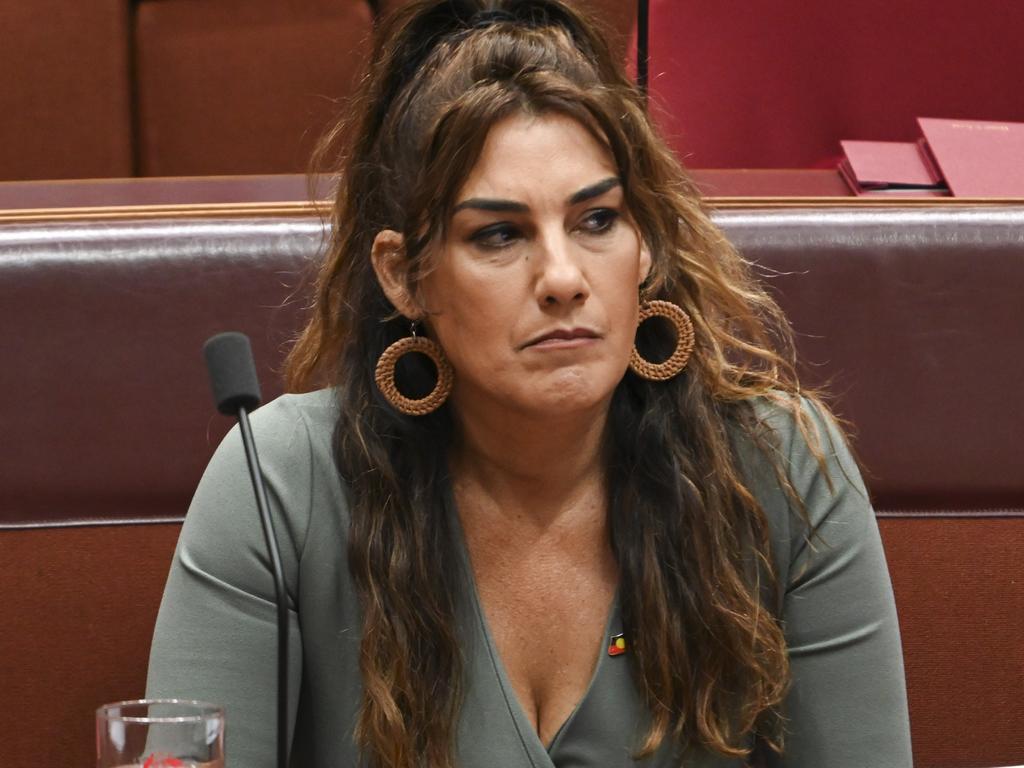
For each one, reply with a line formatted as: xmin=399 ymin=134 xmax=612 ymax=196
xmin=132 ymin=0 xmax=635 ymax=176
xmin=0 ymin=0 xmax=634 ymax=181
xmin=133 ymin=0 xmax=375 ymax=176
xmin=0 ymin=0 xmax=377 ymax=181
xmin=646 ymin=0 xmax=1024 ymax=167
xmin=376 ymin=0 xmax=637 ymax=74
xmin=0 ymin=0 xmax=133 ymax=180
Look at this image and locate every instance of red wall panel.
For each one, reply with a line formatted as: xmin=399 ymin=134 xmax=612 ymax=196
xmin=649 ymin=0 xmax=1024 ymax=168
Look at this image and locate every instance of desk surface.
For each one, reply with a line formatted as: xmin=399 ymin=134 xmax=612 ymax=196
xmin=4 ymin=170 xmax=1023 ymax=222
xmin=0 ymin=170 xmax=858 ymax=211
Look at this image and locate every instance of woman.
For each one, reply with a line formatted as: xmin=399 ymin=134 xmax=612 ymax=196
xmin=147 ymin=1 xmax=912 ymax=766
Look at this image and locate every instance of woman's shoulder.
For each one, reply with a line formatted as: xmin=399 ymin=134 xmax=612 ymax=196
xmin=191 ymin=389 xmax=345 ymax=554
xmin=728 ymin=394 xmax=874 ymax=597
xmin=247 ymin=386 xmax=344 ymax=505
xmin=216 ymin=388 xmax=339 ymax=481
xmin=201 ymin=388 xmax=341 ymax=490
xmin=730 ymin=393 xmax=862 ymax=499
xmin=247 ymin=388 xmax=339 ymax=450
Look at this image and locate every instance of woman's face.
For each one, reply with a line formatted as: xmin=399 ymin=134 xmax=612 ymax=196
xmin=383 ymin=112 xmax=651 ymax=420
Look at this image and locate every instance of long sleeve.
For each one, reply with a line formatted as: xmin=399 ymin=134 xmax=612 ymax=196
xmin=146 ymin=396 xmax=315 ymax=768
xmin=763 ymin=402 xmax=913 ymax=767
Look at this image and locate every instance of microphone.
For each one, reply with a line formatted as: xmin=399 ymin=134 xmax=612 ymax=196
xmin=637 ymin=0 xmax=649 ymax=98
xmin=203 ymin=332 xmax=290 ymax=768
xmin=204 ymin=332 xmax=261 ymax=415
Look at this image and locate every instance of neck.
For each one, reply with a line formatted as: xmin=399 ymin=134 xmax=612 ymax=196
xmin=450 ymin=397 xmax=610 ymax=531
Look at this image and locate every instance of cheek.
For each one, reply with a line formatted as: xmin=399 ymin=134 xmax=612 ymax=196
xmin=596 ymin=267 xmax=643 ymax=358
xmin=423 ymin=267 xmax=520 ymax=366
xmin=599 ymin=255 xmax=643 ymax=320
xmin=609 ymin=296 xmax=640 ymax=354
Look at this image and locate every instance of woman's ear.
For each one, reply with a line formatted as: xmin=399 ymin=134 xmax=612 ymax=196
xmin=638 ymin=239 xmax=653 ymax=287
xmin=371 ymin=229 xmax=420 ymax=319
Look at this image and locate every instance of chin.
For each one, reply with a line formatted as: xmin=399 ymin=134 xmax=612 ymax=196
xmin=521 ymin=366 xmax=621 ymax=415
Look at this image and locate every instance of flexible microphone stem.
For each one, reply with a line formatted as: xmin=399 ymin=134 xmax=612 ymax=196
xmin=204 ymin=331 xmax=289 ymax=768
xmin=637 ymin=0 xmax=649 ymax=99
xmin=236 ymin=405 xmax=290 ymax=768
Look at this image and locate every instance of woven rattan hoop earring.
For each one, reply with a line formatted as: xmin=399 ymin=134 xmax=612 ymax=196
xmin=628 ymin=299 xmax=695 ymax=381
xmin=375 ymin=323 xmax=453 ymax=416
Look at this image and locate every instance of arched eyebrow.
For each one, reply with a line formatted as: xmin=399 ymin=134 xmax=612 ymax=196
xmin=452 ymin=176 xmax=621 ymax=214
xmin=452 ymin=197 xmax=529 ymax=214
xmin=567 ymin=176 xmax=620 ymax=205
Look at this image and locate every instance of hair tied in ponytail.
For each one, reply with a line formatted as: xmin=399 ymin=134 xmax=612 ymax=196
xmin=470 ymin=8 xmax=517 ymax=28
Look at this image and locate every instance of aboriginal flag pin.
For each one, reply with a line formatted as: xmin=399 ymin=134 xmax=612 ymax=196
xmin=608 ymin=633 xmax=627 ymax=656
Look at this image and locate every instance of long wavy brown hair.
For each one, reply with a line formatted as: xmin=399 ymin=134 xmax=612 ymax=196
xmin=286 ymin=1 xmax=830 ymax=766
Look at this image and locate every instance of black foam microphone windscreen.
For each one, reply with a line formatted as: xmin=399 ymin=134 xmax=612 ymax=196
xmin=203 ymin=332 xmax=262 ymax=415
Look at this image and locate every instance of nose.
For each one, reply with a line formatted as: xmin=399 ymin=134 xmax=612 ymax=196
xmin=534 ymin=231 xmax=589 ymax=308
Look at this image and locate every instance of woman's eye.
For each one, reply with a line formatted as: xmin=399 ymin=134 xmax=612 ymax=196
xmin=471 ymin=223 xmax=520 ymax=249
xmin=579 ymin=208 xmax=619 ymax=234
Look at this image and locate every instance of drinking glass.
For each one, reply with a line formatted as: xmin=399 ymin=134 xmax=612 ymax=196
xmin=96 ymin=699 xmax=224 ymax=768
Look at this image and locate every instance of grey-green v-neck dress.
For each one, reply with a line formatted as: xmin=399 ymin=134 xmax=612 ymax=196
xmin=146 ymin=390 xmax=912 ymax=767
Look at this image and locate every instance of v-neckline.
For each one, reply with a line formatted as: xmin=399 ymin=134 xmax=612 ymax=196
xmin=444 ymin=484 xmax=621 ymax=763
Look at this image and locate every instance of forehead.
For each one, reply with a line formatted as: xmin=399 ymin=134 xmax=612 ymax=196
xmin=456 ymin=112 xmax=619 ymax=203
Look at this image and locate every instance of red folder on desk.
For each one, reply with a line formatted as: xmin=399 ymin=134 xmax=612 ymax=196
xmin=918 ymin=117 xmax=1024 ymax=197
xmin=838 ymin=140 xmax=947 ymax=196
xmin=840 ymin=140 xmax=943 ymax=188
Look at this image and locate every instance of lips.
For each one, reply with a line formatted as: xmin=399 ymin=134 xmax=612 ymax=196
xmin=522 ymin=327 xmax=601 ymax=348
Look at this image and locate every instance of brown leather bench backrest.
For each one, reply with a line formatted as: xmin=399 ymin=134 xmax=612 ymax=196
xmin=2 ymin=202 xmax=1021 ymax=768
xmin=1 ymin=210 xmax=320 ymax=768
xmin=718 ymin=207 xmax=1024 ymax=767
xmin=719 ymin=207 xmax=1023 ymax=513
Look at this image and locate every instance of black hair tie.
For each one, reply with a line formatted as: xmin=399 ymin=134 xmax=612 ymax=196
xmin=470 ymin=8 xmax=518 ymax=29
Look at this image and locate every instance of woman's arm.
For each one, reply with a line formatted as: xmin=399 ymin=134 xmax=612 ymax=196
xmin=764 ymin=401 xmax=913 ymax=767
xmin=146 ymin=395 xmax=315 ymax=768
